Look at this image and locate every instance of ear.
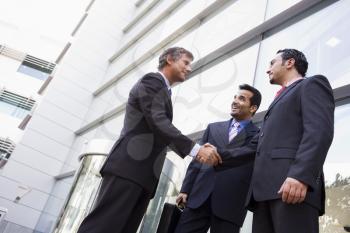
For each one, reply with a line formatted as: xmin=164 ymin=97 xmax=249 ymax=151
xmin=250 ymin=105 xmax=257 ymax=114
xmin=286 ymin=58 xmax=295 ymax=68
xmin=166 ymin=55 xmax=173 ymax=66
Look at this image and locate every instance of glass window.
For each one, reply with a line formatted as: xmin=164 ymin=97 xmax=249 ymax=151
xmin=0 ymin=99 xmax=30 ymax=119
xmin=17 ymin=64 xmax=50 ymax=81
xmin=0 ymin=90 xmax=35 ymax=119
xmin=52 ymin=154 xmax=107 ymax=233
xmin=254 ymin=0 xmax=350 ymax=110
xmin=139 ymin=152 xmax=189 ymax=233
xmin=265 ymin=0 xmax=302 ymax=19
xmin=321 ymin=103 xmax=350 ymax=233
xmin=168 ymin=0 xmax=267 ymax=62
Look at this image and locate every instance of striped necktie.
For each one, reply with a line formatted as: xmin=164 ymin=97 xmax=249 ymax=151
xmin=229 ymin=121 xmax=240 ymax=142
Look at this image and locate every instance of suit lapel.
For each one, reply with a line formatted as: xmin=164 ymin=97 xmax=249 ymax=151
xmin=154 ymin=72 xmax=173 ymax=118
xmin=211 ymin=120 xmax=231 ymax=146
xmin=266 ymin=79 xmax=304 ymax=115
xmin=229 ymin=121 xmax=256 ymax=146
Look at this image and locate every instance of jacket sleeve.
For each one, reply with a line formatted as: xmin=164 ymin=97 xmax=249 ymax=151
xmin=180 ymin=126 xmax=210 ymax=194
xmin=215 ymin=132 xmax=259 ymax=171
xmin=287 ymin=75 xmax=334 ymax=191
xmin=137 ymin=75 xmax=195 ymax=158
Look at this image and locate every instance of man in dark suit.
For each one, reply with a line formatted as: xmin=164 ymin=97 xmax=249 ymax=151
xmin=77 ymin=47 xmax=221 ymax=233
xmin=216 ymin=49 xmax=335 ymax=233
xmin=174 ymin=84 xmax=262 ymax=233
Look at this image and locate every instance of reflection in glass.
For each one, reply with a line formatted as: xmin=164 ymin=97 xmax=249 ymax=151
xmin=265 ymin=0 xmax=301 ymax=19
xmin=0 ymin=101 xmax=30 ymax=119
xmin=321 ymin=104 xmax=350 ymax=233
xmin=17 ymin=64 xmax=50 ymax=81
xmin=52 ymin=155 xmax=106 ymax=233
xmin=138 ymin=154 xmax=189 ymax=233
xmin=254 ymin=0 xmax=350 ymax=110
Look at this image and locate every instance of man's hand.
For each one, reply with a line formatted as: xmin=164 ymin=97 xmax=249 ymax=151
xmin=176 ymin=193 xmax=188 ymax=209
xmin=278 ymin=177 xmax=308 ymax=204
xmin=196 ymin=143 xmax=222 ymax=166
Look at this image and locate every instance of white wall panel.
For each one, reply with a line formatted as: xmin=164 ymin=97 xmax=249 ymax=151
xmin=53 ymin=63 xmax=100 ymax=93
xmin=42 ymin=88 xmax=89 ymax=119
xmin=0 ymin=197 xmax=41 ymax=230
xmin=2 ymin=160 xmax=54 ymax=193
xmin=46 ymin=76 xmax=93 ymax=109
xmin=26 ymin=115 xmax=76 ymax=147
xmin=35 ymin=101 xmax=83 ymax=131
xmin=122 ymin=0 xmax=178 ymax=45
xmin=10 ymin=144 xmax=63 ymax=177
xmin=0 ymin=176 xmax=48 ymax=211
xmin=20 ymin=129 xmax=70 ymax=162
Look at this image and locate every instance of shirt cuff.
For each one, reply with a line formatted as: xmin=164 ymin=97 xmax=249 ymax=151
xmin=189 ymin=143 xmax=201 ymax=157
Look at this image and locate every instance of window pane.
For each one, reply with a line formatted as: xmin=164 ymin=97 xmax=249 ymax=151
xmin=17 ymin=64 xmax=50 ymax=81
xmin=265 ymin=0 xmax=302 ymax=19
xmin=0 ymin=101 xmax=29 ymax=119
xmin=321 ymin=104 xmax=350 ymax=233
xmin=254 ymin=0 xmax=350 ymax=110
xmin=169 ymin=0 xmax=267 ymax=61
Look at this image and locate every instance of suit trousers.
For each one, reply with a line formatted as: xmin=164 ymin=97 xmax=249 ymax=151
xmin=77 ymin=175 xmax=150 ymax=233
xmin=252 ymin=199 xmax=319 ymax=233
xmin=174 ymin=196 xmax=240 ymax=233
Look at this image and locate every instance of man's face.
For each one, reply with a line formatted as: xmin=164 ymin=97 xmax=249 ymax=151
xmin=266 ymin=53 xmax=287 ymax=85
xmin=169 ymin=54 xmax=192 ymax=83
xmin=230 ymin=89 xmax=255 ymax=121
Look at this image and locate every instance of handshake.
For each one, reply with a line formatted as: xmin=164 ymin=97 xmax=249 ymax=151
xmin=195 ymin=143 xmax=222 ymax=166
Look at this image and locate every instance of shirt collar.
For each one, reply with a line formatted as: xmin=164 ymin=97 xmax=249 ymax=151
xmin=231 ymin=118 xmax=250 ymax=128
xmin=158 ymin=71 xmax=171 ymax=90
xmin=285 ymin=77 xmax=303 ymax=87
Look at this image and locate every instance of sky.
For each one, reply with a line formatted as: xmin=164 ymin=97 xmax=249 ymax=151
xmin=0 ymin=0 xmax=90 ymax=61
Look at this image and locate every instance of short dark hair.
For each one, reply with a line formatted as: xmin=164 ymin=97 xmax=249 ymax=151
xmin=239 ymin=84 xmax=261 ymax=115
xmin=158 ymin=47 xmax=194 ymax=70
xmin=277 ymin=49 xmax=308 ymax=77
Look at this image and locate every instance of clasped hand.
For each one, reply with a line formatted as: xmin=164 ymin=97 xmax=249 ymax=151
xmin=195 ymin=143 xmax=222 ymax=166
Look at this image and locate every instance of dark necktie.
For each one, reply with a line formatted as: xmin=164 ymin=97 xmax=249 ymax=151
xmin=168 ymin=88 xmax=172 ymax=97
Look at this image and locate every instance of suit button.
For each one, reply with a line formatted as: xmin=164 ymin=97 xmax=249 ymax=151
xmin=260 ymin=132 xmax=264 ymax=137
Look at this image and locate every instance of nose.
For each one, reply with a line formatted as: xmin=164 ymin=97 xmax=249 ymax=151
xmin=232 ymin=98 xmax=238 ymax=106
xmin=266 ymin=69 xmax=271 ymax=75
xmin=186 ymin=65 xmax=192 ymax=73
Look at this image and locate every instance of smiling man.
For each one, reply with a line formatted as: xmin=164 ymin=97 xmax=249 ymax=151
xmin=175 ymin=84 xmax=261 ymax=233
xmin=77 ymin=47 xmax=221 ymax=233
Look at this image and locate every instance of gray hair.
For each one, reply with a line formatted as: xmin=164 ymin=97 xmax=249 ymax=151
xmin=158 ymin=47 xmax=194 ymax=70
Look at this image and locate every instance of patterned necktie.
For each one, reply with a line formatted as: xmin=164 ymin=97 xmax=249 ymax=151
xmin=229 ymin=121 xmax=240 ymax=142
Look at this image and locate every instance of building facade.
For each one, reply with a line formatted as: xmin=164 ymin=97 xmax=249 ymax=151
xmin=0 ymin=0 xmax=349 ymax=232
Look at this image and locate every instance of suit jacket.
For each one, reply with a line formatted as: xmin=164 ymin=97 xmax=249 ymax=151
xmin=218 ymin=75 xmax=335 ymax=215
xmin=101 ymin=72 xmax=195 ymax=197
xmin=180 ymin=120 xmax=259 ymax=226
